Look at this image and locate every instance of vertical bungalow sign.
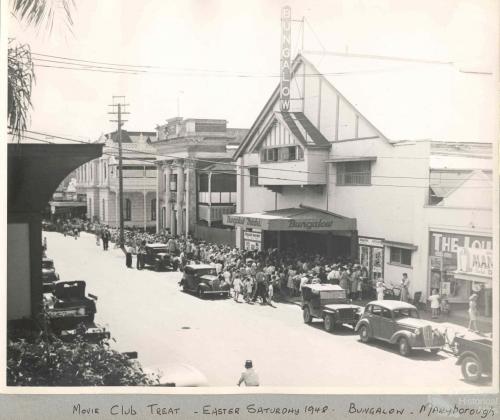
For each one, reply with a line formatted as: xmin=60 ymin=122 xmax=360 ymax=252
xmin=280 ymin=6 xmax=291 ymax=111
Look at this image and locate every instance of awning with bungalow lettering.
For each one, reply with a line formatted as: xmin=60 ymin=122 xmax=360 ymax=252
xmin=223 ymin=205 xmax=356 ymax=232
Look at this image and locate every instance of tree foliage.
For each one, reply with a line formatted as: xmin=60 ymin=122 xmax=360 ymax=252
xmin=10 ymin=0 xmax=76 ymax=33
xmin=7 ymin=41 xmax=35 ymax=141
xmin=7 ymin=331 xmax=159 ymax=386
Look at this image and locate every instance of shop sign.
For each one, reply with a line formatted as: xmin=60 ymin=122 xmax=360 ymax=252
xmin=225 ymin=215 xmax=263 ymax=228
xmin=244 ymin=231 xmax=262 ymax=242
xmin=287 ymin=219 xmax=333 ymax=230
xmin=456 ymin=246 xmax=493 ymax=277
xmin=358 ymin=237 xmax=384 ymax=248
xmin=244 ymin=230 xmax=262 ymax=251
xmin=429 ymin=231 xmax=493 ymax=277
xmin=280 ymin=6 xmax=291 ymax=111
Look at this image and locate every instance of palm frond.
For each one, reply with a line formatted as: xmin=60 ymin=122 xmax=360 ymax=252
xmin=10 ymin=0 xmax=76 ymax=33
xmin=7 ymin=41 xmax=35 ymax=142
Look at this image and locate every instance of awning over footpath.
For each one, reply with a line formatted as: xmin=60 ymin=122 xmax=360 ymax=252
xmin=223 ymin=205 xmax=356 ymax=232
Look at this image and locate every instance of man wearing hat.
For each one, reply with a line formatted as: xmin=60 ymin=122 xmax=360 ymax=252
xmin=237 ymin=360 xmax=260 ymax=386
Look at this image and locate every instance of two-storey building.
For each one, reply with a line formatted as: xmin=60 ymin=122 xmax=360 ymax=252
xmin=153 ymin=117 xmax=247 ymax=243
xmin=225 ymin=52 xmax=494 ymax=314
xmin=76 ymin=130 xmax=158 ymax=229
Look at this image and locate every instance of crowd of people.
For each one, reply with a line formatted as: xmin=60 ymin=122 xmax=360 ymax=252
xmin=46 ymin=218 xmax=411 ymax=305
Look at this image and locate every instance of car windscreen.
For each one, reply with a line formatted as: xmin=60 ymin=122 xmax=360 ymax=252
xmin=392 ymin=308 xmax=419 ymax=319
xmin=197 ymin=268 xmax=217 ymax=276
xmin=319 ymin=290 xmax=346 ymax=300
xmin=151 ymin=248 xmax=168 ymax=253
xmin=42 ymin=261 xmax=54 ymax=269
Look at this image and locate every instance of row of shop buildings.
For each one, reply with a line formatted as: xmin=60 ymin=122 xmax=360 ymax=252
xmin=73 ymin=52 xmax=494 ymax=314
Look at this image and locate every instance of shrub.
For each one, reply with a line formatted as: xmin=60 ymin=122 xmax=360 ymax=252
xmin=7 ymin=332 xmax=158 ymax=386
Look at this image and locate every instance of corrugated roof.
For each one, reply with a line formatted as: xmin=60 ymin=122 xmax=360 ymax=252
xmin=302 ymin=52 xmax=495 ymax=143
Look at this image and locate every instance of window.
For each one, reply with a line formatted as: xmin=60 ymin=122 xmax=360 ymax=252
xmin=151 ymin=198 xmax=156 ymax=221
xmin=124 ymin=198 xmax=131 ymax=221
xmin=336 ymin=161 xmax=371 ymax=186
xmin=249 ymin=168 xmax=259 ymax=187
xmin=170 ymin=174 xmax=178 ymax=192
xmin=261 ymin=145 xmax=303 ymax=163
xmin=102 ymin=198 xmax=105 ymax=220
xmin=389 ymin=247 xmax=412 ymax=266
xmin=371 ymin=305 xmax=382 ymax=316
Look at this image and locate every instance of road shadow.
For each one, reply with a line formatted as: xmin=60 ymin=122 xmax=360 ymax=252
xmin=306 ymin=321 xmax=357 ymax=336
xmin=358 ymin=339 xmax=449 ymax=361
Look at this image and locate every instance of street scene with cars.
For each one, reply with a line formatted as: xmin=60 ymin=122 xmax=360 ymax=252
xmin=36 ymin=220 xmax=492 ymax=388
xmin=6 ymin=0 xmax=496 ymax=393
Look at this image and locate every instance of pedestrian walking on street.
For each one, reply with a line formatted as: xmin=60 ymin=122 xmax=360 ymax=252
xmin=125 ymin=244 xmax=133 ymax=268
xmin=428 ymin=289 xmax=441 ymax=319
xmin=237 ymin=360 xmax=259 ymax=387
xmin=95 ymin=229 xmax=101 ymax=246
xmin=468 ymin=293 xmax=479 ymax=332
xmin=400 ymin=273 xmax=410 ymax=302
xmin=232 ymin=275 xmax=242 ymax=302
xmin=376 ymin=279 xmax=384 ymax=301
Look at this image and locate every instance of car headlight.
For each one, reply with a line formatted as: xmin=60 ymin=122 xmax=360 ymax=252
xmin=415 ymin=329 xmax=422 ymax=336
xmin=77 ymin=308 xmax=86 ymax=316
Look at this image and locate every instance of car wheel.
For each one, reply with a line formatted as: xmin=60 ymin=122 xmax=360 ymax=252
xmin=359 ymin=325 xmax=370 ymax=343
xmin=398 ymin=337 xmax=411 ymax=357
xmin=461 ymin=356 xmax=482 ymax=382
xmin=197 ymin=288 xmax=204 ymax=299
xmin=303 ymin=307 xmax=312 ymax=324
xmin=324 ymin=315 xmax=334 ymax=332
xmin=430 ymin=348 xmax=440 ymax=355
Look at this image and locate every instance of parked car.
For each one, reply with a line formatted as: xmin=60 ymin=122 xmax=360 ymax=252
xmin=455 ymin=335 xmax=492 ymax=383
xmin=41 ymin=257 xmax=60 ymax=293
xmin=301 ymin=284 xmax=363 ymax=331
xmin=355 ymin=301 xmax=445 ymax=356
xmin=143 ymin=243 xmax=179 ymax=271
xmin=41 ymin=220 xmax=56 ymax=231
xmin=180 ymin=264 xmax=230 ymax=298
xmin=44 ymin=280 xmax=98 ymax=331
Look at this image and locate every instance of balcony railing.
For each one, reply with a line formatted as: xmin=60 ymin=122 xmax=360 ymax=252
xmin=198 ymin=192 xmax=236 ymax=204
xmin=198 ymin=204 xmax=236 ymax=224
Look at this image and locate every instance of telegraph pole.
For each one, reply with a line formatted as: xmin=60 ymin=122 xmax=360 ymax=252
xmin=109 ymin=96 xmax=129 ymax=249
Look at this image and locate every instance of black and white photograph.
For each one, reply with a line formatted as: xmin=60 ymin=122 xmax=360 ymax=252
xmin=2 ymin=0 xmax=498 ymax=416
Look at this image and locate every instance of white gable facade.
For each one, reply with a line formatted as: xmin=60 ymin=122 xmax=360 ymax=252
xmin=230 ymin=53 xmax=493 ymax=314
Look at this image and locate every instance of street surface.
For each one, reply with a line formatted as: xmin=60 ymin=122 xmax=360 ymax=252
xmin=44 ymin=231 xmax=484 ymax=390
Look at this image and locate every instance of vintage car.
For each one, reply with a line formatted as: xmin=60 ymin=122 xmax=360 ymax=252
xmin=143 ymin=243 xmax=179 ymax=271
xmin=355 ymin=301 xmax=445 ymax=356
xmin=41 ymin=257 xmax=60 ymax=293
xmin=301 ymin=284 xmax=363 ymax=331
xmin=41 ymin=220 xmax=57 ymax=231
xmin=59 ymin=325 xmax=111 ymax=343
xmin=455 ymin=335 xmax=492 ymax=383
xmin=180 ymin=264 xmax=230 ymax=298
xmin=44 ymin=280 xmax=98 ymax=331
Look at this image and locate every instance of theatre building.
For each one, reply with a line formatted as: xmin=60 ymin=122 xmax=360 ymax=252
xmin=225 ymin=52 xmax=494 ymax=310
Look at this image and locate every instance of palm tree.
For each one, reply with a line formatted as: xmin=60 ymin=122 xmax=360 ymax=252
xmin=8 ymin=0 xmax=75 ymax=141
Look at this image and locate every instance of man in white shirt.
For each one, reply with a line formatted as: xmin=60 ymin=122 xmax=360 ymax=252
xmin=237 ymin=360 xmax=259 ymax=386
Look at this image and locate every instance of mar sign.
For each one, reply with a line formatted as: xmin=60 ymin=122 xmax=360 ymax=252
xmin=280 ymin=6 xmax=291 ymax=111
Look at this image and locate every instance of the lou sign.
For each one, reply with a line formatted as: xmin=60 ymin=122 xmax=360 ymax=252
xmin=280 ymin=6 xmax=291 ymax=111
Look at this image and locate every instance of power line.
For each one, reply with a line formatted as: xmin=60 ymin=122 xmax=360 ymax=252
xmin=20 ymin=131 xmax=493 ymax=188
xmin=24 ymin=129 xmax=492 ymax=182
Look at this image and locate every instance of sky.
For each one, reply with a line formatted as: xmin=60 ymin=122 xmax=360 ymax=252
xmin=6 ymin=0 xmax=499 ymax=142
